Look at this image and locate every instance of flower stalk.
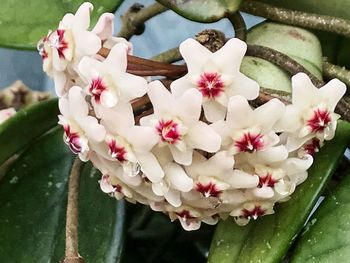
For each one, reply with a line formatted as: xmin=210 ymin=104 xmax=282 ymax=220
xmin=62 ymin=158 xmax=85 ymax=263
xmin=118 ymin=2 xmax=168 ymax=40
xmin=240 ymin=0 xmax=350 ymax=39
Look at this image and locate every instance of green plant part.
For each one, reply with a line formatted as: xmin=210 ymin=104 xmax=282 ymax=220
xmin=0 ymin=127 xmax=125 ymax=262
xmin=156 ymin=0 xmax=242 ymax=22
xmin=0 ymin=0 xmax=124 ymax=50
xmin=208 ymin=121 xmax=350 ymax=263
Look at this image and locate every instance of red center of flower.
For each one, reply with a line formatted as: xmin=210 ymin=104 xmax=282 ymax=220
xmin=89 ymin=77 xmax=106 ymax=103
xmin=63 ymin=125 xmax=83 ymax=154
xmin=241 ymin=205 xmax=266 ymax=220
xmin=108 ymin=139 xmax=127 ymax=162
xmin=156 ymin=119 xmax=181 ymax=144
xmin=307 ymin=108 xmax=331 ymax=133
xmin=302 ymin=138 xmax=321 ymax=156
xmin=197 ymin=72 xmax=225 ymax=99
xmin=235 ymin=132 xmax=264 ymax=153
xmin=195 ymin=182 xmax=222 ymax=198
xmin=258 ymin=173 xmax=278 ymax=188
xmin=176 ymin=210 xmax=196 ymax=226
xmin=50 ymin=29 xmax=69 ymax=59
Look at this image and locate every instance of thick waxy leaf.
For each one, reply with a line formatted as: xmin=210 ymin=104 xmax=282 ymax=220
xmin=0 ymin=127 xmax=125 ymax=262
xmin=208 ymin=121 xmax=350 ymax=263
xmin=0 ymin=99 xmax=59 ymax=166
xmin=242 ymin=22 xmax=323 ymax=93
xmin=261 ymin=0 xmax=350 ymax=20
xmin=156 ymin=0 xmax=242 ymax=22
xmin=291 ymin=168 xmax=350 ymax=262
xmin=0 ymin=0 xmax=124 ymax=50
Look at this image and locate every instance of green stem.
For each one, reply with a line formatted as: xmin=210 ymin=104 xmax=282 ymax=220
xmin=246 ymin=44 xmax=324 ymax=87
xmin=241 ymin=0 xmax=350 ymax=39
xmin=118 ymin=3 xmax=168 ymax=40
xmin=323 ymin=61 xmax=350 ymax=88
xmin=151 ymin=47 xmax=181 ymax=63
xmin=227 ymin=12 xmax=247 ymax=41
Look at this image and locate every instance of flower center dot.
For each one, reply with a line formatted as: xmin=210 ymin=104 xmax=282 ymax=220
xmin=156 ymin=119 xmax=181 ymax=144
xmin=197 ymin=72 xmax=224 ymax=99
xmin=235 ymin=132 xmax=264 ymax=153
xmin=307 ymin=108 xmax=331 ymax=133
xmin=108 ymin=139 xmax=127 ymax=162
xmin=89 ymin=77 xmax=107 ymax=103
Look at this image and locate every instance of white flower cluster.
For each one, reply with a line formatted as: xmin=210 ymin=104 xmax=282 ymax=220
xmin=39 ymin=3 xmax=346 ymax=231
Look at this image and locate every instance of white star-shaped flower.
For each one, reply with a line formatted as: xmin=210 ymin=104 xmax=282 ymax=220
xmin=275 ymin=73 xmax=346 ymax=152
xmin=38 ymin=2 xmax=102 ymax=96
xmin=140 ymin=80 xmax=221 ymax=165
xmin=78 ymin=43 xmax=147 ymax=108
xmin=95 ymin=102 xmax=164 ymax=184
xmin=171 ymin=38 xmax=259 ymax=122
xmin=58 ymin=86 xmax=106 ymax=161
xmin=212 ymin=95 xmax=285 ymax=155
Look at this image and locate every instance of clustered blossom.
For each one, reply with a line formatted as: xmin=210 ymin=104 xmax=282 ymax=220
xmin=39 ymin=2 xmax=346 ymax=231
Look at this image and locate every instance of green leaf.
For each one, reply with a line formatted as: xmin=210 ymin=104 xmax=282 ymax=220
xmin=208 ymin=121 xmax=350 ymax=263
xmin=241 ymin=22 xmax=323 ymax=93
xmin=0 ymin=0 xmax=124 ymax=50
xmin=291 ymin=167 xmax=350 ymax=262
xmin=0 ymin=127 xmax=125 ymax=262
xmin=0 ymin=99 xmax=59 ymax=166
xmin=156 ymin=0 xmax=242 ymax=22
xmin=261 ymin=0 xmax=350 ymax=20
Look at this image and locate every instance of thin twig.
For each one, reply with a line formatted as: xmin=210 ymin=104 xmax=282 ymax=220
xmin=118 ymin=2 xmax=168 ymax=40
xmin=227 ymin=12 xmax=247 ymax=41
xmin=246 ymin=44 xmax=324 ymax=87
xmin=151 ymin=47 xmax=182 ymax=63
xmin=323 ymin=61 xmax=350 ymax=88
xmin=62 ymin=158 xmax=85 ymax=263
xmin=240 ymin=0 xmax=350 ymax=39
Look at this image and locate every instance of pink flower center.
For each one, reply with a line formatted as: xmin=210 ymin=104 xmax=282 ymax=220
xmin=197 ymin=72 xmax=224 ymax=99
xmin=108 ymin=139 xmax=127 ymax=162
xmin=195 ymin=182 xmax=222 ymax=198
xmin=63 ymin=125 xmax=84 ymax=154
xmin=241 ymin=205 xmax=266 ymax=220
xmin=302 ymin=138 xmax=321 ymax=156
xmin=176 ymin=210 xmax=196 ymax=226
xmin=235 ymin=132 xmax=264 ymax=153
xmin=307 ymin=108 xmax=331 ymax=133
xmin=89 ymin=77 xmax=106 ymax=103
xmin=258 ymin=173 xmax=278 ymax=188
xmin=49 ymin=29 xmax=69 ymax=59
xmin=156 ymin=119 xmax=181 ymax=144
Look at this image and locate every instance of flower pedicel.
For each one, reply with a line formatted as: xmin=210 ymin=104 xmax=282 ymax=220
xmin=38 ymin=2 xmax=346 ymax=231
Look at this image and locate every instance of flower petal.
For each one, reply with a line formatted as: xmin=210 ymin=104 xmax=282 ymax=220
xmin=137 ymin=153 xmax=164 ymax=183
xmin=213 ymin=38 xmax=247 ymax=72
xmin=226 ymin=95 xmax=254 ymax=129
xmin=147 ymin=80 xmax=175 ymax=114
xmin=202 ymin=100 xmax=226 ymax=122
xmin=165 ymin=163 xmax=193 ymax=192
xmin=68 ymin=86 xmax=89 ymax=120
xmin=179 ymin=38 xmax=212 ymax=73
xmin=319 ymin=78 xmax=346 ymax=111
xmin=223 ymin=170 xmax=259 ymax=189
xmin=169 ymin=145 xmax=193 ymax=165
xmin=92 ymin=13 xmax=115 ymax=41
xmin=170 ymin=75 xmax=195 ymax=97
xmin=176 ymin=88 xmax=202 ymax=124
xmin=187 ymin=121 xmax=221 ymax=152
xmin=254 ymin=98 xmax=285 ymax=131
xmin=229 ymin=72 xmax=259 ymax=100
xmin=291 ymin=73 xmax=318 ymax=108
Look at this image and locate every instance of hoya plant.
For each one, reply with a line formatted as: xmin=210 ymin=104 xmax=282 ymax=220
xmin=1 ymin=1 xmax=350 ymax=262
